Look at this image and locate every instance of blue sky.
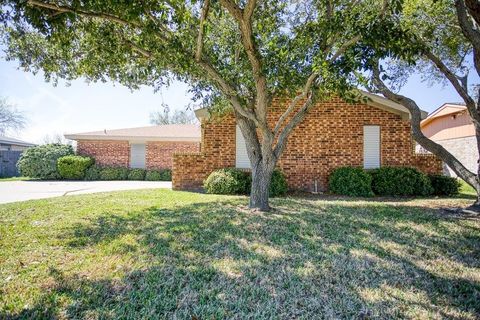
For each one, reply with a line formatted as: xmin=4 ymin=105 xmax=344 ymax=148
xmin=0 ymin=57 xmax=473 ymax=144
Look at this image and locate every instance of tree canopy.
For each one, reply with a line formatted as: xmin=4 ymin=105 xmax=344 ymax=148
xmin=0 ymin=0 xmax=420 ymax=210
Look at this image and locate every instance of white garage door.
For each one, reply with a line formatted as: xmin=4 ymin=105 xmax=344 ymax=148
xmin=363 ymin=126 xmax=380 ymax=169
xmin=130 ymin=143 xmax=146 ymax=169
xmin=236 ymin=126 xmax=251 ymax=169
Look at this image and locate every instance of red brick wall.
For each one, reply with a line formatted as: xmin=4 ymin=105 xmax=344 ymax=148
xmin=77 ymin=140 xmax=130 ymax=167
xmin=77 ymin=140 xmax=200 ymax=169
xmin=146 ymin=141 xmax=200 ymax=169
xmin=173 ymin=97 xmax=443 ymax=192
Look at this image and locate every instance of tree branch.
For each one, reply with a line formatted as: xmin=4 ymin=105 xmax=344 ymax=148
xmin=273 ymin=92 xmax=316 ymax=159
xmin=273 ymin=73 xmax=317 ymax=134
xmin=195 ymin=0 xmax=210 ymax=62
xmin=219 ymin=0 xmax=269 ymax=128
xmin=425 ymin=49 xmax=480 ymax=125
xmin=27 ymin=0 xmax=140 ymax=27
xmin=372 ymin=62 xmax=478 ymax=189
xmin=455 ymin=0 xmax=480 ymax=74
xmin=243 ymin=0 xmax=257 ymax=21
xmin=329 ymin=35 xmax=361 ymax=61
xmin=465 ymin=0 xmax=480 ymax=26
xmin=273 ymin=34 xmax=361 ymax=135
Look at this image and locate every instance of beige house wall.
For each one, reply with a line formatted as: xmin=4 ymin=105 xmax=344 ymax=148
xmin=422 ymin=113 xmax=475 ymax=140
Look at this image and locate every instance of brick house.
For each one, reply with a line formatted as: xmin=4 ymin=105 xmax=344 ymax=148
xmin=421 ymin=103 xmax=478 ymax=176
xmin=173 ymin=93 xmax=442 ymax=192
xmin=65 ymin=124 xmax=200 ymax=169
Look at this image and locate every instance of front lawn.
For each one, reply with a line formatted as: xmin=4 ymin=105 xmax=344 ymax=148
xmin=0 ymin=190 xmax=479 ymax=319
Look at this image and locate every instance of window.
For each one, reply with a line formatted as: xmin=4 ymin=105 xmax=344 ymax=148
xmin=130 ymin=143 xmax=146 ymax=169
xmin=363 ymin=126 xmax=380 ymax=169
xmin=235 ymin=126 xmax=251 ymax=169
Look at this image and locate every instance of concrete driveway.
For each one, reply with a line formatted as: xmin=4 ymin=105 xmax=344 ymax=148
xmin=0 ymin=180 xmax=172 ymax=204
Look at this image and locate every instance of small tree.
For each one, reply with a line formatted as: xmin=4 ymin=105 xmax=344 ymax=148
xmin=366 ymin=0 xmax=480 ymax=211
xmin=150 ymin=105 xmax=197 ymax=125
xmin=0 ymin=97 xmax=25 ymax=135
xmin=1 ymin=0 xmax=397 ymax=210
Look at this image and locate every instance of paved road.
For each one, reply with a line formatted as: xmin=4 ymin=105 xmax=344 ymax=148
xmin=0 ymin=180 xmax=172 ymax=204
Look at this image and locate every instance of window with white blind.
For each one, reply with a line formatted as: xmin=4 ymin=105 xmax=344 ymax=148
xmin=130 ymin=143 xmax=146 ymax=169
xmin=235 ymin=126 xmax=251 ymax=169
xmin=363 ymin=125 xmax=380 ymax=169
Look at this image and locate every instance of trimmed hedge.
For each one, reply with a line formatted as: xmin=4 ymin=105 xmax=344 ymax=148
xmin=329 ymin=167 xmax=373 ymax=197
xmin=85 ymin=165 xmax=102 ymax=181
xmin=269 ymin=169 xmax=288 ymax=197
xmin=83 ymin=167 xmax=172 ymax=181
xmin=57 ymin=155 xmax=94 ymax=180
xmin=369 ymin=167 xmax=433 ymax=196
xmin=99 ymin=167 xmax=129 ymax=180
xmin=203 ymin=168 xmax=288 ymax=196
xmin=17 ymin=144 xmax=74 ymax=179
xmin=428 ymin=174 xmax=460 ymax=196
xmin=128 ymin=168 xmax=146 ymax=181
xmin=204 ymin=168 xmax=251 ymax=195
xmin=145 ymin=169 xmax=172 ymax=181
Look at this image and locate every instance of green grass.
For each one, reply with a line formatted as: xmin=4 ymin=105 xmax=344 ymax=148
xmin=0 ymin=190 xmax=479 ymax=319
xmin=459 ymin=180 xmax=477 ymax=197
xmin=0 ymin=176 xmax=33 ymax=182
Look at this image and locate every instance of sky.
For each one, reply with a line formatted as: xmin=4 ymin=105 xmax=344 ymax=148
xmin=0 ymin=57 xmax=475 ymax=144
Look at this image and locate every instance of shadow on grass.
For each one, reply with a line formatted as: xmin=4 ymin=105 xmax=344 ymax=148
xmin=3 ymin=197 xmax=480 ymax=319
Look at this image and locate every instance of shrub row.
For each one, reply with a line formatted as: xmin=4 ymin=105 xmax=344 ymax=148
xmin=329 ymin=166 xmax=460 ymax=197
xmin=82 ymin=165 xmax=171 ymax=181
xmin=203 ymin=168 xmax=288 ymax=197
xmin=16 ymin=144 xmax=172 ymax=181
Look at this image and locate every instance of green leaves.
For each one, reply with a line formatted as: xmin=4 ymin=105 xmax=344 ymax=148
xmin=0 ymin=0 xmax=430 ymax=108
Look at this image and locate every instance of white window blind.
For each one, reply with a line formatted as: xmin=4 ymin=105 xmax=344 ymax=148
xmin=235 ymin=126 xmax=251 ymax=169
xmin=130 ymin=143 xmax=146 ymax=169
xmin=363 ymin=126 xmax=380 ymax=169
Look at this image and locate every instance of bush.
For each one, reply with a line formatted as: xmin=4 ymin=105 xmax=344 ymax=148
xmin=204 ymin=168 xmax=251 ymax=195
xmin=369 ymin=167 xmax=433 ymax=196
xmin=128 ymin=168 xmax=146 ymax=180
xmin=329 ymin=167 xmax=373 ymax=197
xmin=269 ymin=169 xmax=288 ymax=197
xmin=84 ymin=165 xmax=102 ymax=181
xmin=17 ymin=144 xmax=74 ymax=179
xmin=428 ymin=174 xmax=460 ymax=196
xmin=99 ymin=167 xmax=129 ymax=180
xmin=159 ymin=169 xmax=172 ymax=181
xmin=145 ymin=169 xmax=172 ymax=181
xmin=57 ymin=155 xmax=94 ymax=180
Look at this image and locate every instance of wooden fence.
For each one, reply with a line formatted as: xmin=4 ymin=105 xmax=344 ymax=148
xmin=0 ymin=150 xmax=23 ymax=177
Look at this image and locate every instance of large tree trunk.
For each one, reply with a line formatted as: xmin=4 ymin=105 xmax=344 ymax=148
xmin=249 ymin=162 xmax=274 ymax=211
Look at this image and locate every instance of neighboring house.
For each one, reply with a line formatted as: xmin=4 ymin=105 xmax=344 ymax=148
xmin=0 ymin=136 xmax=36 ymax=177
xmin=64 ymin=124 xmax=200 ymax=169
xmin=173 ymin=93 xmax=443 ymax=192
xmin=421 ymin=103 xmax=477 ymax=176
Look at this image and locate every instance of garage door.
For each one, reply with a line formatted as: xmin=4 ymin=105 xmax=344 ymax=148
xmin=130 ymin=143 xmax=146 ymax=169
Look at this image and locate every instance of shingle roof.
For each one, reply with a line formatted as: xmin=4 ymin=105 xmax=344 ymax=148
xmin=64 ymin=124 xmax=201 ymax=142
xmin=0 ymin=136 xmax=36 ymax=147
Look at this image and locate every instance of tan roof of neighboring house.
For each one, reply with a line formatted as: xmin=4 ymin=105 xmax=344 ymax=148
xmin=64 ymin=124 xmax=201 ymax=142
xmin=195 ymin=91 xmax=429 ymax=121
xmin=421 ymin=103 xmax=467 ymax=127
